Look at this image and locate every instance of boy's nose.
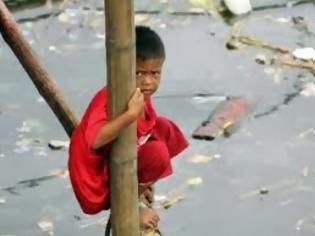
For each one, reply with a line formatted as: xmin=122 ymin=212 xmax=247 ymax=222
xmin=142 ymin=74 xmax=153 ymax=84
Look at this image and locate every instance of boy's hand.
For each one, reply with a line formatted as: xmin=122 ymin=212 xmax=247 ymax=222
xmin=127 ymin=88 xmax=144 ymax=119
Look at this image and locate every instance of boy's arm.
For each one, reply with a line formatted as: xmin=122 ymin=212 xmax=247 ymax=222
xmin=92 ymin=88 xmax=144 ymax=150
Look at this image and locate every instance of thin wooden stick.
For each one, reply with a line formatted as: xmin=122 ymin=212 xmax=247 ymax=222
xmin=0 ymin=0 xmax=79 ymax=137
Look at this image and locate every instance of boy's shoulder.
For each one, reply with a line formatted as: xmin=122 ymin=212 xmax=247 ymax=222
xmin=88 ymin=87 xmax=108 ymax=107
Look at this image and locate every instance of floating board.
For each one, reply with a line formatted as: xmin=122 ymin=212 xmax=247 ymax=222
xmin=192 ymin=97 xmax=251 ymax=140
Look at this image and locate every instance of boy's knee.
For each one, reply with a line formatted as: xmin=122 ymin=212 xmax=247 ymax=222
xmin=137 ymin=141 xmax=170 ymax=183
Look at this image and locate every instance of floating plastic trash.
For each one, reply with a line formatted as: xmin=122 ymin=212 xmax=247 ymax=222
xmin=224 ymin=0 xmax=252 ymax=15
xmin=292 ymin=47 xmax=315 ymax=61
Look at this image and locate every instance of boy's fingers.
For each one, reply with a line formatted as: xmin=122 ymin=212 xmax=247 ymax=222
xmin=150 ymin=219 xmax=157 ymax=228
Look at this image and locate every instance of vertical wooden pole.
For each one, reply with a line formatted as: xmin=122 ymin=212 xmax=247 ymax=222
xmin=104 ymin=0 xmax=139 ymax=236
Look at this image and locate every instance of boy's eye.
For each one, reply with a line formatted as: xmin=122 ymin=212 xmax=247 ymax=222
xmin=136 ymin=71 xmax=144 ymax=77
xmin=152 ymin=71 xmax=161 ymax=77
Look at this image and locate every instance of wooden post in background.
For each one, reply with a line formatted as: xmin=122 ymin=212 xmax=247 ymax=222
xmin=0 ymin=0 xmax=79 ymax=137
xmin=104 ymin=0 xmax=139 ymax=235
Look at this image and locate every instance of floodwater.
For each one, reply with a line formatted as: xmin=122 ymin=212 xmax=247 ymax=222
xmin=1 ymin=1 xmax=315 ymax=235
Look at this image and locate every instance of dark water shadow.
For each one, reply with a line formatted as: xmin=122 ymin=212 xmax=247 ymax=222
xmin=0 ymin=173 xmax=62 ymax=195
xmin=254 ymin=82 xmax=303 ymax=119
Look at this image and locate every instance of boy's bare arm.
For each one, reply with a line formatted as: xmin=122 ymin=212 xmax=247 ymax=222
xmin=92 ymin=88 xmax=144 ymax=150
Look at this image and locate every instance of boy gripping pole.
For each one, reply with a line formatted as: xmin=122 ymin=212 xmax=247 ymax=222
xmin=68 ymin=26 xmax=189 ymax=230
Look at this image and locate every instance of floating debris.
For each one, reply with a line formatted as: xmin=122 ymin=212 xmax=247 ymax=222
xmin=255 ymin=54 xmax=268 ymax=65
xmin=49 ymin=169 xmax=69 ymax=179
xmin=240 ymin=174 xmax=312 ymax=200
xmin=189 ymin=0 xmax=218 ymax=15
xmin=301 ymin=82 xmax=315 ymax=97
xmin=73 ymin=215 xmax=81 ymax=221
xmin=264 ymin=67 xmax=276 ymax=75
xmin=295 ymin=217 xmax=315 ymax=232
xmin=259 ymin=187 xmax=269 ymax=195
xmin=299 ymin=128 xmax=315 ymax=139
xmin=192 ymin=95 xmax=227 ymax=104
xmin=279 ymin=198 xmax=293 ymax=207
xmin=78 ymin=216 xmax=107 ymax=229
xmin=292 ymin=47 xmax=315 ymax=61
xmin=301 ymin=166 xmax=309 ymax=177
xmin=230 ymin=35 xmax=290 ymax=54
xmin=48 ymin=140 xmax=69 ymax=150
xmin=0 ymin=198 xmax=6 ymax=204
xmin=280 ymin=54 xmax=315 ymax=73
xmin=192 ymin=97 xmax=251 ymax=140
xmin=13 ymin=145 xmax=31 ymax=154
xmin=38 ymin=220 xmax=54 ymax=235
xmin=154 ymin=195 xmax=167 ymax=202
xmin=95 ymin=33 xmax=105 ymax=40
xmin=186 ymin=176 xmax=203 ymax=187
xmin=187 ymin=154 xmax=214 ymax=164
xmin=37 ymin=97 xmax=45 ymax=103
xmin=226 ymin=36 xmax=243 ymax=50
xmin=135 ymin=14 xmax=150 ymax=25
xmin=0 ymin=153 xmax=5 ymax=158
xmin=160 ymin=195 xmax=185 ymax=210
xmin=223 ymin=0 xmax=252 ymax=15
xmin=14 ymin=138 xmax=41 ymax=154
xmin=34 ymin=146 xmax=47 ymax=157
xmin=16 ymin=121 xmax=31 ymax=133
xmin=276 ymin=17 xmax=290 ymax=23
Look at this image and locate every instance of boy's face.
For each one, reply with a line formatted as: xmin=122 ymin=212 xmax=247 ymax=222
xmin=136 ymin=58 xmax=164 ymax=98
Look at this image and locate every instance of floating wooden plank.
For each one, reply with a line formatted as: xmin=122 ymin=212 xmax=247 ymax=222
xmin=192 ymin=97 xmax=251 ymax=140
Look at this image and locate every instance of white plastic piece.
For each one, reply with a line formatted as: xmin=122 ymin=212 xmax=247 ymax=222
xmin=224 ymin=0 xmax=252 ymax=15
xmin=292 ymin=47 xmax=315 ymax=61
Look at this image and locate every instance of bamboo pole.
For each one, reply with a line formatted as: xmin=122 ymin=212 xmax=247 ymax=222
xmin=104 ymin=0 xmax=139 ymax=236
xmin=0 ymin=0 xmax=79 ymax=137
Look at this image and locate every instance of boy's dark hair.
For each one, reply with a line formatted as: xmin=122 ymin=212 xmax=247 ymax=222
xmin=136 ymin=26 xmax=165 ymax=60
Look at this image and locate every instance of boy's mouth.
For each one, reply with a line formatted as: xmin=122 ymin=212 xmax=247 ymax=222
xmin=141 ymin=89 xmax=152 ymax=95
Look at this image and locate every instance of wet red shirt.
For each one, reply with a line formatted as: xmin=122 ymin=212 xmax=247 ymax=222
xmin=68 ymin=88 xmax=188 ymax=214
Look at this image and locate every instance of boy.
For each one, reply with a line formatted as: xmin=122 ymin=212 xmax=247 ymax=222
xmin=68 ymin=26 xmax=188 ymax=228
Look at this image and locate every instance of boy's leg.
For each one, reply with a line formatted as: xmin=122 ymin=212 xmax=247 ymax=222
xmin=137 ymin=140 xmax=171 ymax=185
xmin=137 ymin=140 xmax=171 ymax=229
xmin=143 ymin=185 xmax=155 ymax=204
xmin=138 ymin=184 xmax=159 ymax=228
